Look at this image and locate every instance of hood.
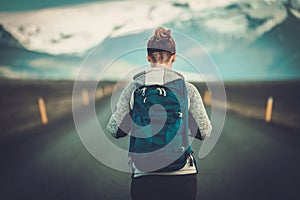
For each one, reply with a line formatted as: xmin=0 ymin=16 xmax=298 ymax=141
xmin=133 ymin=68 xmax=185 ymax=86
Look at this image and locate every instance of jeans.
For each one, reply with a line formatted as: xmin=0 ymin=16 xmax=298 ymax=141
xmin=130 ymin=174 xmax=198 ymax=200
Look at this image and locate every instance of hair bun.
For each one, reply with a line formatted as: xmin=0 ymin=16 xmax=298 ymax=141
xmin=154 ymin=27 xmax=171 ymax=40
xmin=147 ymin=26 xmax=176 ymax=55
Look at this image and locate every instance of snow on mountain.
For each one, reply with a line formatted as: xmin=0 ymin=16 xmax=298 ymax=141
xmin=168 ymin=0 xmax=289 ymax=53
xmin=0 ymin=0 xmax=295 ymax=56
xmin=0 ymin=1 xmax=182 ymax=55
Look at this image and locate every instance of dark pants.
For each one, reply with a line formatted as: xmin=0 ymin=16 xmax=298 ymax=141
xmin=130 ymin=174 xmax=198 ymax=200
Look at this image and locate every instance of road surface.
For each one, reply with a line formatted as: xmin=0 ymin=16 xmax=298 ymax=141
xmin=0 ymin=97 xmax=299 ymax=200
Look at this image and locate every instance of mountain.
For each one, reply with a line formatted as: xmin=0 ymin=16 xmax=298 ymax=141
xmin=1 ymin=0 xmax=298 ymax=56
xmin=0 ymin=24 xmax=23 ymax=48
xmin=0 ymin=0 xmax=299 ymax=81
xmin=0 ymin=1 xmax=183 ymax=55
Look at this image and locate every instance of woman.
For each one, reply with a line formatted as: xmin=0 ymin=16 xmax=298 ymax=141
xmin=107 ymin=27 xmax=212 ymax=200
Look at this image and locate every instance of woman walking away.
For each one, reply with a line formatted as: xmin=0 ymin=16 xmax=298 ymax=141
xmin=107 ymin=26 xmax=212 ymax=200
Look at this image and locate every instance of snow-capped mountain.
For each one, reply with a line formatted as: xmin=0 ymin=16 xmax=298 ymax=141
xmin=0 ymin=1 xmax=183 ymax=55
xmin=0 ymin=0 xmax=299 ymax=81
xmin=0 ymin=0 xmax=299 ymax=56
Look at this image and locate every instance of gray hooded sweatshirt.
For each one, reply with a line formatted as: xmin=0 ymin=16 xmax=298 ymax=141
xmin=107 ymin=68 xmax=212 ymax=177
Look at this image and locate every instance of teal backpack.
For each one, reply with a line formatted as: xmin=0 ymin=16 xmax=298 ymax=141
xmin=129 ymin=78 xmax=192 ymax=172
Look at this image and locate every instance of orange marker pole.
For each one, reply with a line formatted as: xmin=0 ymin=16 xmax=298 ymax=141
xmin=203 ymin=90 xmax=211 ymax=106
xmin=265 ymin=96 xmax=273 ymax=123
xmin=82 ymin=89 xmax=90 ymax=106
xmin=38 ymin=97 xmax=48 ymax=125
xmin=96 ymin=88 xmax=104 ymax=99
xmin=104 ymin=85 xmax=111 ymax=96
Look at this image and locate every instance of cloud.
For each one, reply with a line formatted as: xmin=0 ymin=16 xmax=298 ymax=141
xmin=0 ymin=66 xmax=39 ymax=79
xmin=28 ymin=58 xmax=79 ymax=69
xmin=205 ymin=16 xmax=247 ymax=36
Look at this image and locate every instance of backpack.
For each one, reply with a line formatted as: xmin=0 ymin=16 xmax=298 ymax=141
xmin=129 ymin=78 xmax=192 ymax=172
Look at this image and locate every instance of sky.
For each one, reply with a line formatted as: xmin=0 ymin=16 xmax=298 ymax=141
xmin=0 ymin=0 xmax=107 ymax=12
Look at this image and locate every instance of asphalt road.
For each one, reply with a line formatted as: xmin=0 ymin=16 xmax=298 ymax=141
xmin=0 ymin=97 xmax=299 ymax=200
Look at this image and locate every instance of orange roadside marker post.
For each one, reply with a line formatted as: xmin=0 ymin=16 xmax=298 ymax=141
xmin=265 ymin=96 xmax=274 ymax=123
xmin=203 ymin=90 xmax=211 ymax=106
xmin=82 ymin=89 xmax=90 ymax=106
xmin=38 ymin=97 xmax=48 ymax=125
xmin=96 ymin=88 xmax=104 ymax=99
